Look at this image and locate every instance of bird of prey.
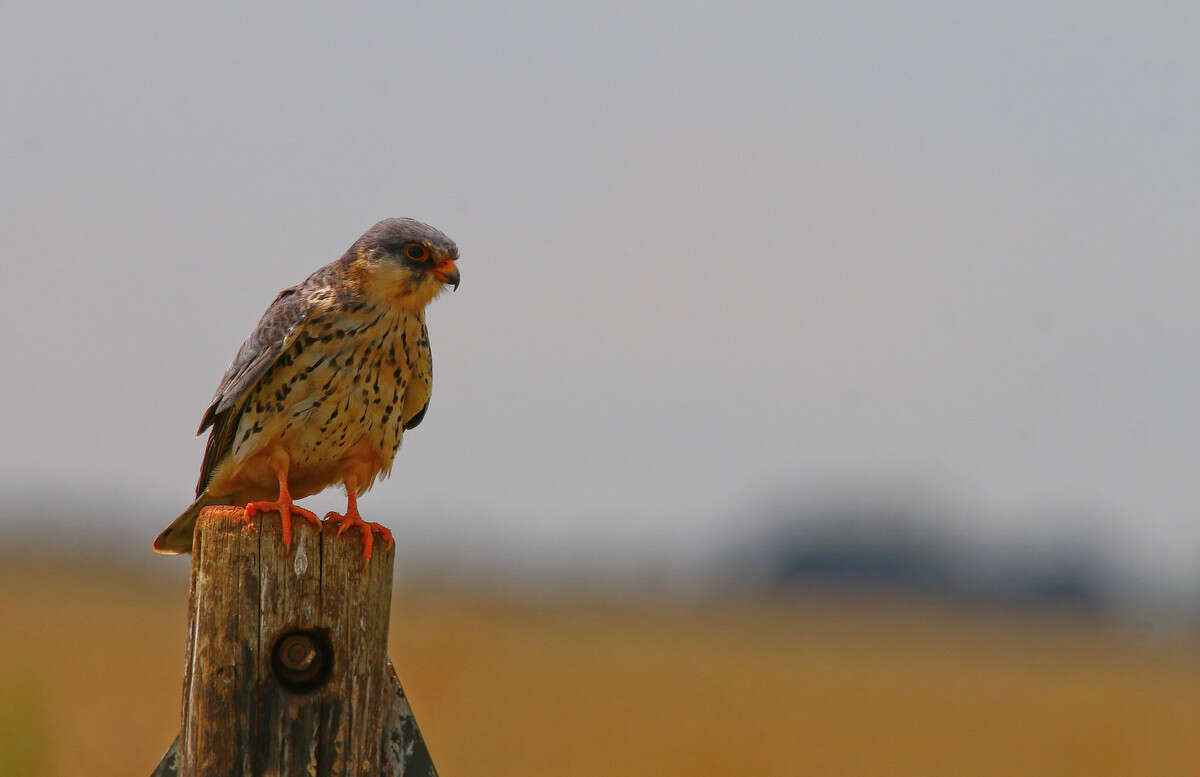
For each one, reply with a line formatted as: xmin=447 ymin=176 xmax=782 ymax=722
xmin=154 ymin=218 xmax=460 ymax=560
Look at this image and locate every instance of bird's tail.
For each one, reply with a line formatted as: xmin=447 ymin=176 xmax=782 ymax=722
xmin=153 ymin=492 xmax=222 ymax=555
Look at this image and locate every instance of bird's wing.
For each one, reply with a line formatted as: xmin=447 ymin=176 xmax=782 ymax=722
xmin=402 ymin=318 xmax=433 ymax=430
xmin=194 ymin=282 xmax=322 ymax=496
xmin=403 ymin=400 xmax=429 ymax=431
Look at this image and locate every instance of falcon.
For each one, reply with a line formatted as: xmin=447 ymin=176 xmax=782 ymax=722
xmin=154 ymin=218 xmax=460 ymax=560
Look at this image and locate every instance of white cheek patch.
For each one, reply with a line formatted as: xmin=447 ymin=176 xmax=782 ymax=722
xmin=371 ymin=261 xmax=410 ymax=287
xmin=365 ymin=261 xmax=442 ymax=309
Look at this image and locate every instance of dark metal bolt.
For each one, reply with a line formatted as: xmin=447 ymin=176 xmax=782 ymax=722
xmin=272 ymin=629 xmax=332 ymax=692
xmin=280 ymin=634 xmax=318 ymax=672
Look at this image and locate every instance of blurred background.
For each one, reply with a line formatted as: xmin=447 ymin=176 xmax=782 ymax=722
xmin=2 ymin=2 xmax=1198 ymax=775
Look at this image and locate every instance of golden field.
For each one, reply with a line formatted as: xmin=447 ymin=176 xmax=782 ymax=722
xmin=0 ymin=558 xmax=1197 ymax=777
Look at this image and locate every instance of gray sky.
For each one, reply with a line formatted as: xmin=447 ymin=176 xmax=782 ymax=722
xmin=2 ymin=2 xmax=1197 ymax=587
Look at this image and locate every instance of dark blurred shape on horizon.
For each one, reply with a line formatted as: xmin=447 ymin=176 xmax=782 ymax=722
xmin=728 ymin=496 xmax=1112 ymax=613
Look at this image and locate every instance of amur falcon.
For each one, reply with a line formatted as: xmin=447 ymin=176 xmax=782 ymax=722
xmin=153 ymin=218 xmax=460 ymax=560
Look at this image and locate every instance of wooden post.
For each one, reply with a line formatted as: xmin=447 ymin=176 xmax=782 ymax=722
xmin=151 ymin=506 xmax=438 ymax=777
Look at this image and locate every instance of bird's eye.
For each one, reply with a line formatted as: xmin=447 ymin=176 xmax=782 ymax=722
xmin=405 ymin=244 xmax=429 ymax=261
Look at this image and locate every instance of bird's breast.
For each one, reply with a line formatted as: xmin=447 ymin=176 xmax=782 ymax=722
xmin=226 ymin=305 xmax=427 ymax=493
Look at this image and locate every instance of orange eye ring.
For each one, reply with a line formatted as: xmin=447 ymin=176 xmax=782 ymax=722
xmin=405 ymin=244 xmax=429 ymax=261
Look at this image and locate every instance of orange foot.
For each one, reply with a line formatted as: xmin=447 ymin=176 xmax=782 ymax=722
xmin=244 ymin=499 xmax=321 ymax=547
xmin=325 ymin=500 xmax=392 ymax=561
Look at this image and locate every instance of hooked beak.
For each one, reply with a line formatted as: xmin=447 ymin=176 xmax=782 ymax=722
xmin=431 ymin=259 xmax=460 ymax=291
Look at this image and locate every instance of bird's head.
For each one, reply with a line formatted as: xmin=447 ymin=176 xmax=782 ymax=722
xmin=348 ymin=217 xmax=460 ymax=310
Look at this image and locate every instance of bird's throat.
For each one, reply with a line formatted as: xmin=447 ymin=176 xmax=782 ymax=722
xmin=348 ymin=256 xmax=444 ymax=312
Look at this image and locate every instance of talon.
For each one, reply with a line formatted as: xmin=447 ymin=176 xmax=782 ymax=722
xmin=242 ymin=451 xmax=319 ymax=548
xmin=323 ymin=485 xmax=390 ymax=560
xmin=239 ymin=505 xmax=260 ymax=527
xmin=245 ymin=501 xmax=319 ymax=547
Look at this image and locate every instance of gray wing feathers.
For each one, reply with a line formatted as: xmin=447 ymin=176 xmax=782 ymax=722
xmin=193 ymin=263 xmax=342 ymax=496
xmin=401 ymin=319 xmax=433 ymax=431
xmin=197 ymin=285 xmax=311 ymax=434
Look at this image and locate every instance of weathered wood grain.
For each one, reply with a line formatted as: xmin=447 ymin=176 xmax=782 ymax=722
xmin=380 ymin=660 xmax=438 ymax=777
xmin=154 ymin=505 xmax=438 ymax=777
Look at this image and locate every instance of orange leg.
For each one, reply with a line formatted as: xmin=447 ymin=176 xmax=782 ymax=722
xmin=243 ymin=450 xmax=320 ymax=547
xmin=324 ymin=477 xmax=393 ymax=560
